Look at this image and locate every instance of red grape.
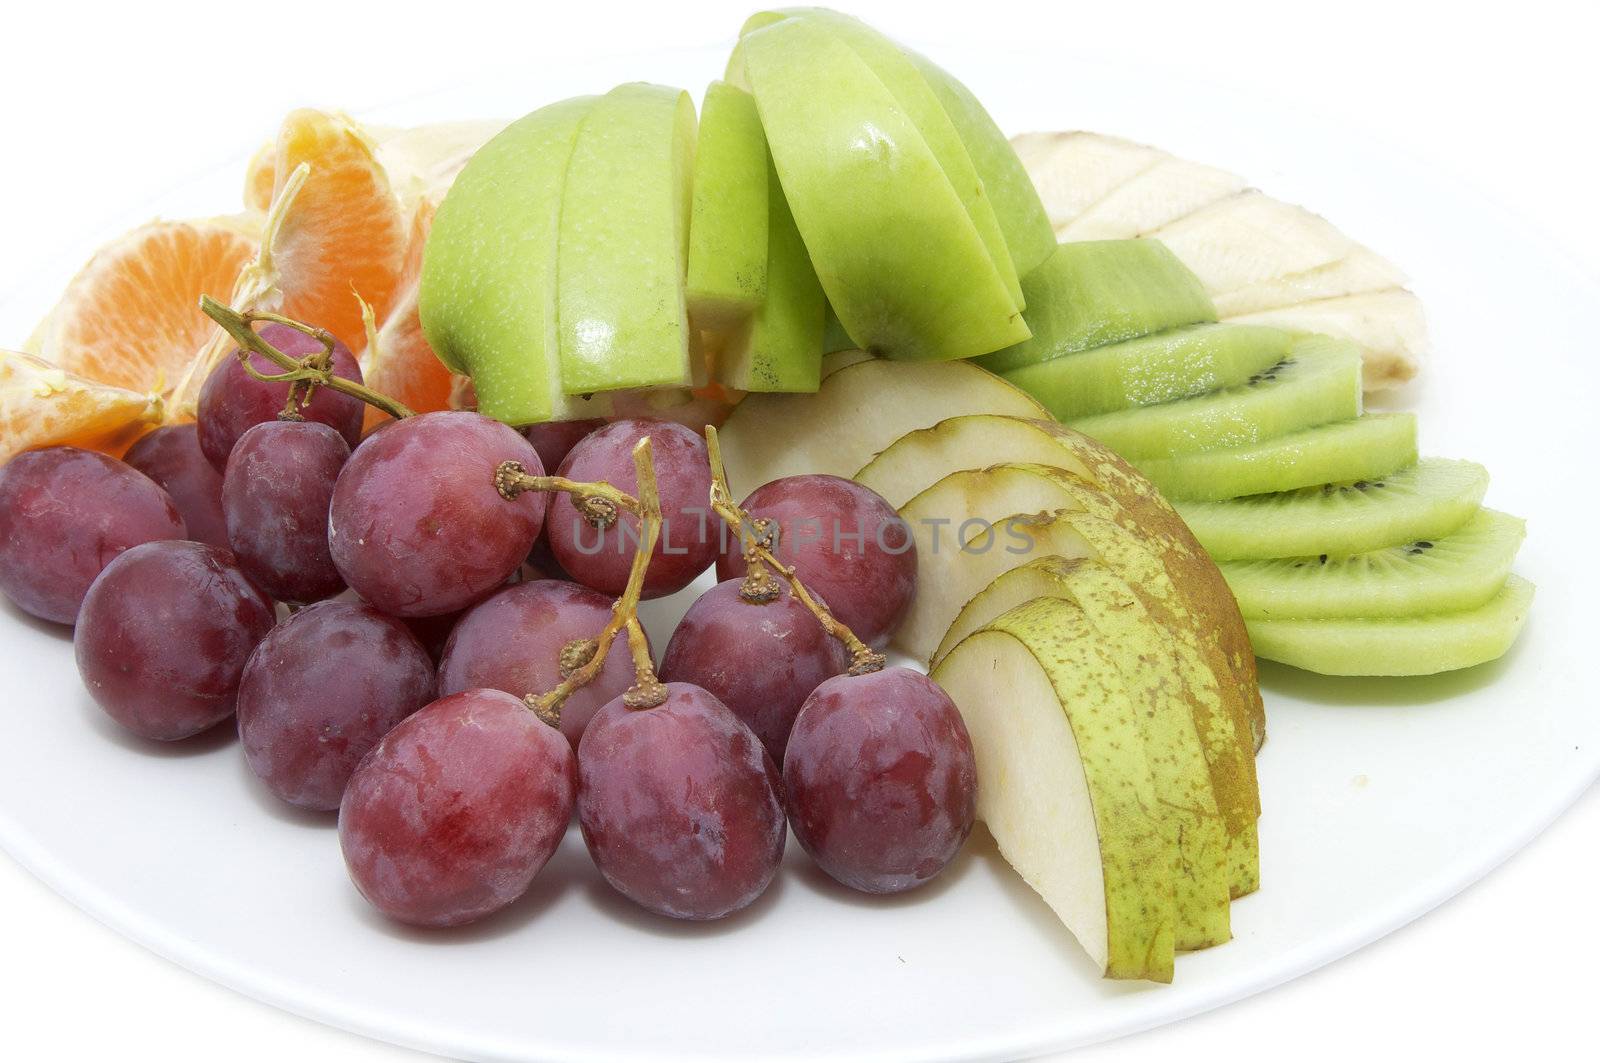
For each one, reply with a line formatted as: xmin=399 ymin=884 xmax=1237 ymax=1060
xmin=547 ymin=419 xmax=719 ymax=599
xmin=339 ymin=689 xmax=575 ymax=927
xmin=222 ymin=420 xmax=349 ymax=603
xmin=124 ymin=425 xmax=229 ymax=549
xmin=438 ymin=580 xmax=641 ymax=749
xmin=237 ymin=601 xmax=435 ymax=810
xmin=401 ymin=610 xmax=462 ymax=664
xmin=0 ymin=447 xmax=186 ymax=624
xmin=658 ymin=580 xmax=848 ymax=761
xmin=75 ymin=541 xmax=276 ymax=740
xmin=578 ymin=683 xmax=785 ymax=920
xmin=328 ymin=411 xmax=548 ymax=617
xmin=197 ymin=323 xmax=364 ymax=470
xmin=523 ymin=418 xmax=605 ymax=471
xmin=783 ymin=667 xmax=977 ymax=894
xmin=716 ymin=475 xmax=915 ymax=649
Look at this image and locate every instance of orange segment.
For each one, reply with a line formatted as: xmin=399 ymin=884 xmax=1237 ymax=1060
xmin=359 ymin=200 xmax=458 ymax=429
xmin=1 ymin=350 xmax=161 ymax=464
xmin=267 ymin=109 xmax=409 ymax=350
xmin=31 ymin=219 xmax=258 ymax=395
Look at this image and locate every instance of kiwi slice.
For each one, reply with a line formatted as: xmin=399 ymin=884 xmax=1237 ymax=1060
xmin=975 ymin=240 xmax=1216 ymax=375
xmin=1220 ymin=508 xmax=1524 ymax=620
xmin=1137 ymin=413 xmax=1418 ymax=502
xmin=1004 ymin=323 xmax=1292 ymax=421
xmin=1069 ymin=334 xmax=1362 ymax=460
xmin=1176 ymin=458 xmax=1491 ymax=560
xmin=1248 ymin=574 xmax=1534 ymax=676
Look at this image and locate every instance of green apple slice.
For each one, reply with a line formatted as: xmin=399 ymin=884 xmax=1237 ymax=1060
xmin=821 ymin=304 xmax=858 ymax=355
xmin=1004 ymin=322 xmax=1292 ymax=422
xmin=903 ymin=49 xmax=1056 ymax=279
xmin=716 ymin=358 xmax=1046 ymax=495
xmin=686 ymin=81 xmax=768 ymax=331
xmin=977 ymin=239 xmax=1217 ymax=376
xmin=557 ymin=83 xmax=697 ymax=395
xmin=934 ymin=597 xmax=1177 ymax=982
xmin=717 ymin=158 xmax=827 ymax=391
xmin=419 ymin=96 xmax=596 ymax=424
xmin=738 ymin=16 xmax=1030 ymax=361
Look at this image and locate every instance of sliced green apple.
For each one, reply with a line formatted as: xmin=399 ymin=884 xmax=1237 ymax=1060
xmin=737 ymin=16 xmax=1030 ymax=360
xmin=419 ymin=96 xmax=596 ymax=424
xmin=557 ymin=83 xmax=697 ymax=395
xmin=686 ymin=80 xmax=769 ymax=331
xmin=934 ymin=596 xmax=1177 ymax=981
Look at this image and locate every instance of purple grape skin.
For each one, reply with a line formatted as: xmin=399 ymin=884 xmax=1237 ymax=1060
xmin=716 ymin=474 xmax=916 ymax=649
xmin=222 ymin=420 xmax=349 ymax=603
xmin=547 ymin=419 xmax=720 ymax=599
xmin=438 ymin=580 xmax=642 ymax=749
xmin=123 ymin=425 xmax=229 ymax=549
xmin=328 ymin=411 xmax=548 ymax=617
xmin=658 ymin=580 xmax=848 ymax=762
xmin=237 ymin=601 xmax=435 ymax=811
xmin=0 ymin=447 xmax=186 ymax=625
xmin=783 ymin=667 xmax=977 ymax=895
xmin=339 ymin=689 xmax=576 ymax=928
xmin=578 ymin=683 xmax=785 ymax=921
xmin=74 ymin=541 xmax=276 ymax=740
xmin=196 ymin=323 xmax=364 ymax=471
xmin=523 ymin=418 xmax=605 ymax=472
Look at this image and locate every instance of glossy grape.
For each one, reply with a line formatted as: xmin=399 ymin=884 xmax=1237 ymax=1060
xmin=547 ymin=419 xmax=719 ymax=599
xmin=658 ymin=580 xmax=848 ymax=761
xmin=238 ymin=601 xmax=435 ymax=810
xmin=401 ymin=610 xmax=462 ymax=664
xmin=523 ymin=418 xmax=605 ymax=472
xmin=578 ymin=683 xmax=785 ymax=920
xmin=75 ymin=541 xmax=276 ymax=740
xmin=716 ymin=475 xmax=916 ymax=649
xmin=784 ymin=667 xmax=977 ymax=894
xmin=222 ymin=420 xmax=349 ymax=603
xmin=340 ymin=689 xmax=575 ymax=927
xmin=0 ymin=447 xmax=186 ymax=624
xmin=438 ymin=580 xmax=641 ymax=749
xmin=197 ymin=323 xmax=365 ymax=470
xmin=328 ymin=411 xmax=548 ymax=617
xmin=124 ymin=425 xmax=228 ymax=549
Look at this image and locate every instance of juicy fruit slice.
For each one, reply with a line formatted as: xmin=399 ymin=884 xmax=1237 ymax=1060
xmin=558 ymin=84 xmax=697 ymax=395
xmin=933 ymin=599 xmax=1176 ymax=982
xmin=30 ymin=219 xmax=258 ymax=395
xmin=420 ymin=96 xmax=596 ymax=424
xmin=737 ymin=16 xmax=1029 ymax=360
xmin=1249 ymin=574 xmax=1535 ymax=676
xmin=1221 ymin=508 xmax=1525 ymax=620
xmin=1069 ymin=333 xmax=1363 ymax=459
xmin=1005 ymin=322 xmax=1292 ymax=422
xmin=1176 ymin=458 xmax=1490 ymax=560
xmin=1228 ymin=289 xmax=1428 ymax=391
xmin=0 ymin=351 xmax=159 ymax=463
xmin=717 ymin=358 xmax=1047 ymax=493
xmin=903 ymin=49 xmax=1055 ymax=278
xmin=360 ymin=201 xmax=458 ymax=426
xmin=686 ymin=81 xmax=769 ymax=328
xmin=977 ymin=240 xmax=1216 ymax=376
xmin=1137 ymin=412 xmax=1419 ymax=502
xmin=718 ymin=154 xmax=827 ymax=392
xmin=1212 ymin=247 xmax=1406 ymax=318
xmin=1148 ymin=191 xmax=1354 ymax=300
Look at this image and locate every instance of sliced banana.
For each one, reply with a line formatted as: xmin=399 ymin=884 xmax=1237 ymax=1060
xmin=1228 ymin=289 xmax=1426 ymax=391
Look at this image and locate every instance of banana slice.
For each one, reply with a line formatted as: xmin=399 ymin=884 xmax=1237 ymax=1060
xmin=1014 ymin=131 xmax=1425 ymax=389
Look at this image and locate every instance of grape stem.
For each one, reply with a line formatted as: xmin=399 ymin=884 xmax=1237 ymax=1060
xmin=704 ymin=425 xmax=885 ymax=676
xmin=198 ymin=296 xmax=416 ymax=422
xmin=524 ymin=437 xmax=670 ymax=720
xmin=494 ymin=464 xmax=639 ymax=529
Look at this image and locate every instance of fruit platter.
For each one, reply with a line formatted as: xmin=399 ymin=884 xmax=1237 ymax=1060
xmin=0 ymin=10 xmax=1593 ymax=1060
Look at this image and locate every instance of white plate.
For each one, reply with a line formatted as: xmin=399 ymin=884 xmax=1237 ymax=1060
xmin=1 ymin=43 xmax=1595 ymax=1063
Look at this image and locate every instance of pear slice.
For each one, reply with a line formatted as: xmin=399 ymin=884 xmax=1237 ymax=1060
xmin=855 ymin=415 xmax=1264 ymax=753
xmin=685 ymin=80 xmax=769 ymax=330
xmin=933 ymin=596 xmax=1177 ymax=982
xmin=557 ymin=83 xmax=697 ymax=395
xmin=716 ymin=358 xmax=1046 ymax=495
xmin=953 ymin=557 xmax=1232 ymax=949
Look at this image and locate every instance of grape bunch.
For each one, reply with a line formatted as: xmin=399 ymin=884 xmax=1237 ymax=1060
xmin=0 ymin=306 xmax=978 ymax=933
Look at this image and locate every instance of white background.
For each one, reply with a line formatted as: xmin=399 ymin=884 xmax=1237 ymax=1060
xmin=2 ymin=1 xmax=1596 ymax=1060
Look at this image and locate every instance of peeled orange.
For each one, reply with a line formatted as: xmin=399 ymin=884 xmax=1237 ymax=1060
xmin=359 ymin=200 xmax=458 ymax=429
xmin=0 ymin=350 xmax=161 ymax=464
